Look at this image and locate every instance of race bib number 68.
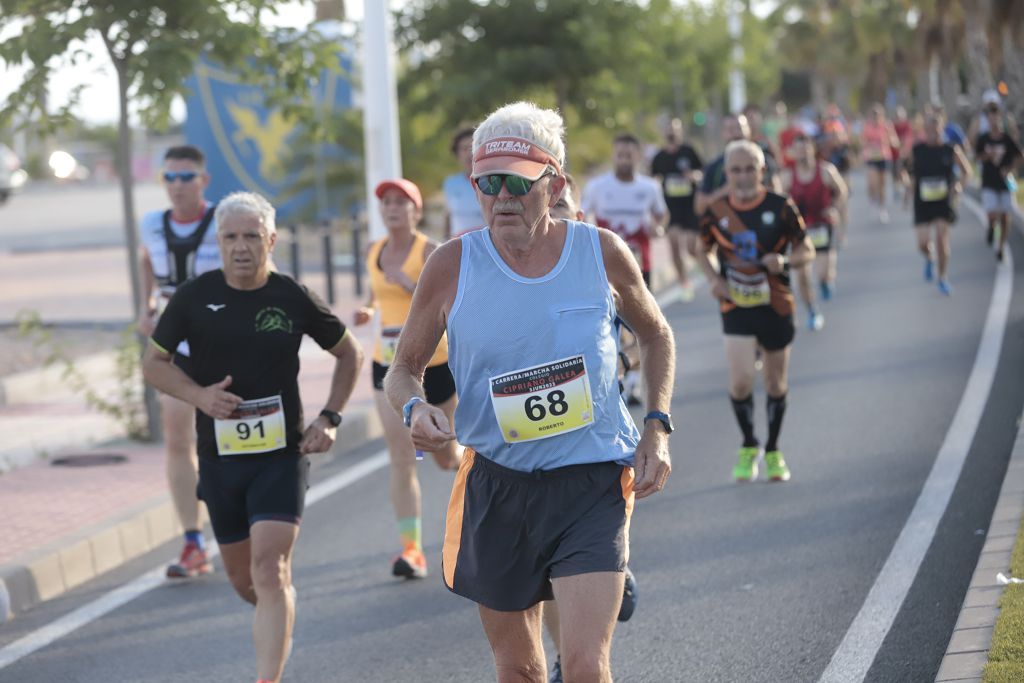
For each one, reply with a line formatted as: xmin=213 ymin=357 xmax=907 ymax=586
xmin=489 ymin=355 xmax=595 ymax=444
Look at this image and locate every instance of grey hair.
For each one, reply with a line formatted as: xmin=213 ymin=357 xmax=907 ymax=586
xmin=473 ymin=101 xmax=566 ymax=170
xmin=215 ymin=191 xmax=277 ymax=236
xmin=724 ymin=139 xmax=766 ymax=169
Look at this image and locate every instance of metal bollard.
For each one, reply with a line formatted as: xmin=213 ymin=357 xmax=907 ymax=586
xmin=288 ymin=224 xmax=300 ymax=281
xmin=322 ymin=221 xmax=335 ymax=305
xmin=352 ymin=210 xmax=364 ymax=298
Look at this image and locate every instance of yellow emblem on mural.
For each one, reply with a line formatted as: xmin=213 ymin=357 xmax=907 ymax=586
xmin=228 ymin=103 xmax=295 ymax=183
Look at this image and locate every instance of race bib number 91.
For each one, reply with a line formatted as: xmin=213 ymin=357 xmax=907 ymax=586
xmin=214 ymin=395 xmax=287 ymax=456
xmin=489 ymin=355 xmax=595 ymax=444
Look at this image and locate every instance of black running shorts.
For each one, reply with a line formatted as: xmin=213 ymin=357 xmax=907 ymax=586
xmin=197 ymin=455 xmax=310 ymax=544
xmin=722 ymin=306 xmax=795 ymax=351
xmin=914 ymin=200 xmax=956 ymax=226
xmin=442 ymin=449 xmax=634 ymax=612
xmin=372 ymin=361 xmax=456 ymax=405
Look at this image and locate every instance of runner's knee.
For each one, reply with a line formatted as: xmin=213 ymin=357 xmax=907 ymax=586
xmin=561 ymin=650 xmax=611 ymax=683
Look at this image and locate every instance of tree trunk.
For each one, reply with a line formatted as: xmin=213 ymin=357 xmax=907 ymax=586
xmin=810 ymin=70 xmax=827 ymax=111
xmin=113 ymin=56 xmax=160 ymax=442
xmin=963 ymin=0 xmax=995 ymax=104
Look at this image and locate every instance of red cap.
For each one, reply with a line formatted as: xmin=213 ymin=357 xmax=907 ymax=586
xmin=471 ymin=136 xmax=561 ymax=180
xmin=374 ymin=178 xmax=423 ymax=210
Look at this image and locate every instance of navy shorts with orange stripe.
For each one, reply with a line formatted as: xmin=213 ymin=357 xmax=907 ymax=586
xmin=442 ymin=449 xmax=634 ymax=612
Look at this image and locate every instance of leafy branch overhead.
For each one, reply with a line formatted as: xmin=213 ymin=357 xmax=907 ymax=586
xmin=0 ymin=0 xmax=345 ymax=135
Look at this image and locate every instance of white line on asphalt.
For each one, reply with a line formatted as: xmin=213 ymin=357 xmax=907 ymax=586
xmin=0 ymin=449 xmax=390 ymax=672
xmin=819 ymin=196 xmax=1014 ymax=682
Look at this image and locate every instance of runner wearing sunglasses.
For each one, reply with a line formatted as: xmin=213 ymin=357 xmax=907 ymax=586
xmin=975 ymin=98 xmax=1023 ymax=263
xmin=352 ymin=178 xmax=460 ymax=580
xmin=385 ymin=101 xmax=675 ymax=683
xmin=697 ymin=140 xmax=814 ymax=483
xmin=137 ymin=145 xmax=220 ymax=579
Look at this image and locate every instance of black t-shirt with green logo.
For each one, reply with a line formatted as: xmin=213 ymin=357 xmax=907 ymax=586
xmin=974 ymin=132 xmax=1022 ymax=191
xmin=152 ymin=270 xmax=346 ymax=459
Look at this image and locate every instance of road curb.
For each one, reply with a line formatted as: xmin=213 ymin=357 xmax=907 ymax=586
xmin=0 ymin=350 xmax=120 ymax=407
xmin=934 ymin=199 xmax=1023 ymax=683
xmin=0 ymin=405 xmax=382 ymax=623
xmin=934 ymin=409 xmax=1024 ymax=682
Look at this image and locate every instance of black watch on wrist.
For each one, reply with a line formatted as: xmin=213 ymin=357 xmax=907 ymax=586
xmin=643 ymin=411 xmax=674 ymax=434
xmin=319 ymin=409 xmax=342 ymax=427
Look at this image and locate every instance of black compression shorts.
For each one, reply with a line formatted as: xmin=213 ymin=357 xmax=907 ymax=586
xmin=722 ymin=307 xmax=795 ymax=351
xmin=198 ymin=455 xmax=309 ymax=544
xmin=372 ymin=361 xmax=456 ymax=405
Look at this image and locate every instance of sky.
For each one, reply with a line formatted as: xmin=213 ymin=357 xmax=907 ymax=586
xmin=0 ymin=0 xmax=384 ymax=127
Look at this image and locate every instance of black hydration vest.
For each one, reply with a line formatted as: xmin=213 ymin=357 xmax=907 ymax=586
xmin=155 ymin=204 xmax=217 ymax=289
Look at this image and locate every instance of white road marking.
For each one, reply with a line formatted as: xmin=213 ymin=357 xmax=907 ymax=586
xmin=0 ymin=449 xmax=390 ymax=671
xmin=819 ymin=195 xmax=1014 ymax=682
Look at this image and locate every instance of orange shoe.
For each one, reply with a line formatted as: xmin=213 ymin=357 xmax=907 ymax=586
xmin=166 ymin=542 xmax=214 ymax=579
xmin=391 ymin=545 xmax=427 ymax=579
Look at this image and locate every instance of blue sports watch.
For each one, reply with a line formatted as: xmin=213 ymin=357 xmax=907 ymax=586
xmin=403 ymin=396 xmax=427 ymax=427
xmin=643 ymin=411 xmax=674 ymax=434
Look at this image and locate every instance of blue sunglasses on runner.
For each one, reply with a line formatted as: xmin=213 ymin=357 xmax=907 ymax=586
xmin=163 ymin=171 xmax=199 ymax=183
xmin=474 ymin=171 xmax=552 ymax=196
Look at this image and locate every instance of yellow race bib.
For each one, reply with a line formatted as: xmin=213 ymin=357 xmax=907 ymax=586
xmin=665 ymin=175 xmax=694 ymax=198
xmin=920 ymin=177 xmax=949 ymax=202
xmin=727 ymin=269 xmax=771 ymax=308
xmin=380 ymin=326 xmax=401 ymax=366
xmin=807 ymin=224 xmax=831 ymax=249
xmin=214 ymin=395 xmax=287 ymax=456
xmin=489 ymin=355 xmax=595 ymax=444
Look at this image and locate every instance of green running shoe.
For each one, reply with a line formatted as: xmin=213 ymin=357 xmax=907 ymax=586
xmin=733 ymin=447 xmax=760 ymax=482
xmin=764 ymin=450 xmax=791 ymax=482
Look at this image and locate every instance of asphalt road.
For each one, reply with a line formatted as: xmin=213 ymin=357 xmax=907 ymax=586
xmin=1 ymin=181 xmax=1022 ymax=682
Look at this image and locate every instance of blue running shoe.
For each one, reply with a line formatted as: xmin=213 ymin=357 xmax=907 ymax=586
xmin=808 ymin=311 xmax=825 ymax=331
xmin=938 ymin=279 xmax=952 ymax=296
xmin=924 ymin=260 xmax=934 ymax=282
xmin=820 ymin=281 xmax=833 ymax=301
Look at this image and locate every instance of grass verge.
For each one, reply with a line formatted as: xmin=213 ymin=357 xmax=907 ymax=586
xmin=983 ymin=517 xmax=1024 ymax=682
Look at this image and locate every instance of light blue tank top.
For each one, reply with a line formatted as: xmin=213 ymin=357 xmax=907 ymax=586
xmin=448 ymin=221 xmax=639 ymax=472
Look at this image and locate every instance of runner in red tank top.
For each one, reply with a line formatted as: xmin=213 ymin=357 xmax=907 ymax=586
xmin=783 ymin=134 xmax=848 ymax=331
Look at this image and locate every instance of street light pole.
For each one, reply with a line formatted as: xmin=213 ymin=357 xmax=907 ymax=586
xmin=728 ymin=0 xmax=746 ymax=115
xmin=360 ymin=0 xmax=402 ymax=241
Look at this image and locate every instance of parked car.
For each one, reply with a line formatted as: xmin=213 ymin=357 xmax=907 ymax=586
xmin=0 ymin=144 xmax=27 ymax=204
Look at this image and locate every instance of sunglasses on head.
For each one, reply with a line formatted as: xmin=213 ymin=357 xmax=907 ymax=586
xmin=163 ymin=171 xmax=198 ymax=183
xmin=474 ymin=171 xmax=551 ymax=196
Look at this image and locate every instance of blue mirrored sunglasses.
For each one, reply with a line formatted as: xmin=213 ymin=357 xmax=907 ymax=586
xmin=163 ymin=171 xmax=198 ymax=183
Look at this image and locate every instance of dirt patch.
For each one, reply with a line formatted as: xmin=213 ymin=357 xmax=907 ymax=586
xmin=0 ymin=326 xmax=126 ymax=378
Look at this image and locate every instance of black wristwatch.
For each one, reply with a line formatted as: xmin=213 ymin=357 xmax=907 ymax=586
xmin=319 ymin=409 xmax=342 ymax=427
xmin=643 ymin=411 xmax=674 ymax=434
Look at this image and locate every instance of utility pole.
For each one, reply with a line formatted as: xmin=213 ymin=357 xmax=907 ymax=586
xmin=360 ymin=0 xmax=402 ymax=241
xmin=728 ymin=0 xmax=746 ymax=114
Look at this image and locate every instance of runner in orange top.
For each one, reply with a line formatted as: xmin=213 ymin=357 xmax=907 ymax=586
xmin=353 ymin=178 xmax=461 ymax=580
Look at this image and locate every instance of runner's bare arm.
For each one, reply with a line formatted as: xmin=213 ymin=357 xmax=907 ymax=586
xmin=600 ymin=230 xmax=674 ymax=498
xmin=141 ymin=343 xmax=242 ymax=419
xmin=822 ymin=161 xmax=849 ymax=205
xmin=384 ymin=240 xmax=461 ymax=450
xmin=695 ymin=186 xmax=728 ymax=217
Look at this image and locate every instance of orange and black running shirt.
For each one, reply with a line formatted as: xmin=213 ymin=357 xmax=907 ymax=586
xmin=699 ymin=191 xmax=806 ymax=317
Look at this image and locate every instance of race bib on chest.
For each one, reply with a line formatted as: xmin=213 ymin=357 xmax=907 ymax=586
xmin=807 ymin=224 xmax=831 ymax=249
xmin=489 ymin=355 xmax=595 ymax=444
xmin=380 ymin=326 xmax=402 ymax=366
xmin=920 ymin=177 xmax=949 ymax=202
xmin=665 ymin=175 xmax=694 ymax=197
xmin=727 ymin=269 xmax=771 ymax=308
xmin=214 ymin=395 xmax=287 ymax=456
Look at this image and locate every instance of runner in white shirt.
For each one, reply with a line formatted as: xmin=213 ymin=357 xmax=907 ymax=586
xmin=137 ymin=145 xmax=221 ymax=579
xmin=442 ymin=127 xmax=486 ymax=239
xmin=581 ymin=133 xmax=668 ymax=288
xmin=582 ymin=133 xmax=668 ymax=406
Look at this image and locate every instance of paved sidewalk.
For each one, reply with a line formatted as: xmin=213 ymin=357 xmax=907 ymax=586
xmin=0 ymin=231 xmax=679 ymax=622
